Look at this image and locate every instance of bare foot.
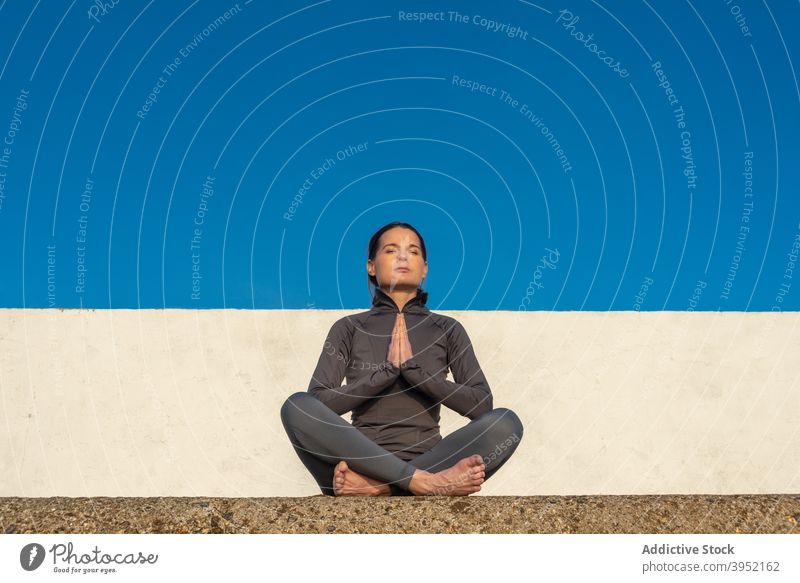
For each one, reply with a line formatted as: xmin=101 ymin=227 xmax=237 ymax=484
xmin=408 ymin=454 xmax=485 ymax=496
xmin=332 ymin=460 xmax=391 ymax=496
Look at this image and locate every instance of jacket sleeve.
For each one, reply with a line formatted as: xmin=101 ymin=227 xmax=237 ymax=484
xmin=307 ymin=317 xmax=400 ymax=415
xmin=399 ymin=319 xmax=493 ymax=418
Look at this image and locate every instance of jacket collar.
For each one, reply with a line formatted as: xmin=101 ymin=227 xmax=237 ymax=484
xmin=371 ymin=286 xmax=429 ymax=313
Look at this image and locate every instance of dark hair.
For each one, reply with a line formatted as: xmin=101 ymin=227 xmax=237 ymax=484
xmin=367 ymin=221 xmax=428 ymax=298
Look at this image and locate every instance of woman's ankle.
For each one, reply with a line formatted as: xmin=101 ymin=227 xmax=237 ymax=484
xmin=408 ymin=469 xmax=432 ymax=495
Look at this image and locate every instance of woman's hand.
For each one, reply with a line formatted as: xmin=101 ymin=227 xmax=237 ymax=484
xmin=397 ymin=314 xmax=414 ymax=365
xmin=387 ymin=313 xmax=414 ymax=367
xmin=387 ymin=314 xmax=402 ymax=367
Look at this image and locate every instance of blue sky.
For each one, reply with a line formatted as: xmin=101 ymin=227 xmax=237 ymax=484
xmin=0 ymin=0 xmax=797 ymax=310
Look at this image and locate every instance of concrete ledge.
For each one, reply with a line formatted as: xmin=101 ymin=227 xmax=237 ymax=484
xmin=2 ymin=496 xmax=799 ymax=534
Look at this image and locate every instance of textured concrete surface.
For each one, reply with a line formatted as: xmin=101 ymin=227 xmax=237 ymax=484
xmin=2 ymin=308 xmax=799 ymax=496
xmin=1 ymin=496 xmax=799 ymax=534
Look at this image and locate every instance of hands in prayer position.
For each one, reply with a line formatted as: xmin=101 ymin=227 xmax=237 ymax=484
xmin=387 ymin=313 xmax=413 ymax=368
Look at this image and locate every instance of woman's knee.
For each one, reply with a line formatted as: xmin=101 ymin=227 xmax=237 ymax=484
xmin=484 ymin=407 xmax=524 ymax=441
xmin=280 ymin=391 xmax=318 ymax=426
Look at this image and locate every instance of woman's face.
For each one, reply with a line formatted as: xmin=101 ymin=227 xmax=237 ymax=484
xmin=368 ymin=227 xmax=428 ymax=291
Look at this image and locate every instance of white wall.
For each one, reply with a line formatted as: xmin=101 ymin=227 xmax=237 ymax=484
xmin=1 ymin=309 xmax=798 ymax=497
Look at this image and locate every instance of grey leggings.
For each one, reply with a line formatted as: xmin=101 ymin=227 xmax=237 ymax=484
xmin=280 ymin=392 xmax=524 ymax=496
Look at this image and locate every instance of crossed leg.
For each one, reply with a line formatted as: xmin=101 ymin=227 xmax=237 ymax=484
xmin=387 ymin=406 xmax=524 ymax=496
xmin=280 ymin=392 xmax=523 ymax=496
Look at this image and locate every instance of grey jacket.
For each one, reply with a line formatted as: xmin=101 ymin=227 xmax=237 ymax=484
xmin=307 ymin=287 xmax=493 ymax=461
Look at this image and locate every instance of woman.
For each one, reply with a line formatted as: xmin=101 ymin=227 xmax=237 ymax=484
xmin=280 ymin=222 xmax=524 ymax=496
